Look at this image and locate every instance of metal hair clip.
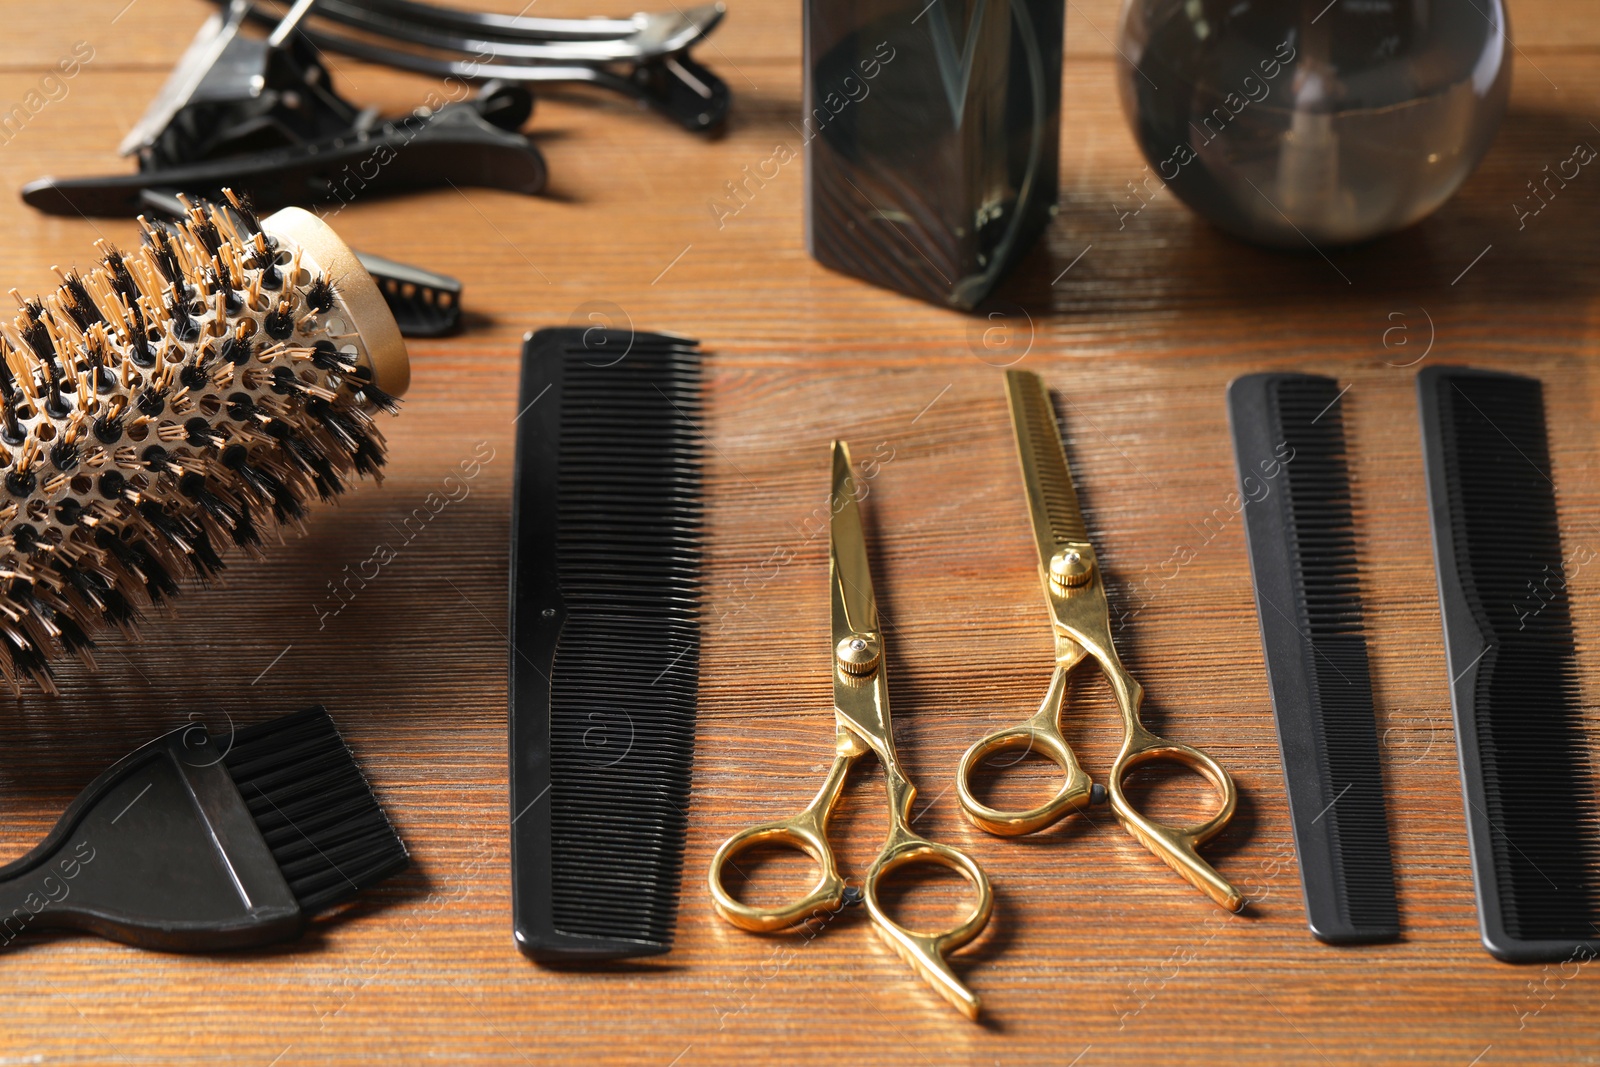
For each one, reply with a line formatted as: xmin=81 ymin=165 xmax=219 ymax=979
xmin=22 ymin=0 xmax=547 ymax=219
xmin=224 ymin=0 xmax=731 ymax=132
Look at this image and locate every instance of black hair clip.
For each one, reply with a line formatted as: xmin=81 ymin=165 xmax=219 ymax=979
xmin=22 ymin=0 xmax=546 ymax=220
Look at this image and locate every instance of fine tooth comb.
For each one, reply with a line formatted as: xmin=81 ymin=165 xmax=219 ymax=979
xmin=0 ymin=706 xmax=407 ymax=952
xmin=1417 ymin=366 xmax=1600 ymax=962
xmin=1228 ymin=373 xmax=1399 ymax=943
xmin=0 ymin=192 xmax=407 ymax=693
xmin=509 ymin=327 xmax=704 ymax=960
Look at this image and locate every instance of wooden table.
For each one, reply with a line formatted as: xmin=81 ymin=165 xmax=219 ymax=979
xmin=3 ymin=0 xmax=1598 ymax=1062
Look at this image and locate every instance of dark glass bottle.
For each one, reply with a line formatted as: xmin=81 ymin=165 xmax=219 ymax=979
xmin=1117 ymin=0 xmax=1511 ymax=246
xmin=805 ymin=0 xmax=1065 ymax=309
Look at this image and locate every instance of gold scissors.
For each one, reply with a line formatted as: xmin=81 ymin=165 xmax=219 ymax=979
xmin=708 ymin=441 xmax=994 ymax=1019
xmin=955 ymin=370 xmax=1242 ymax=911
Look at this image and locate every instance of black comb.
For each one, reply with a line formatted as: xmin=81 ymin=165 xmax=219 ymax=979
xmin=1417 ymin=366 xmax=1600 ymax=961
xmin=509 ymin=327 xmax=703 ymax=960
xmin=0 ymin=706 xmax=407 ymax=952
xmin=1229 ymin=373 xmax=1399 ymax=943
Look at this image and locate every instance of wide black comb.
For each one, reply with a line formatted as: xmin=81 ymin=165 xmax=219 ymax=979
xmin=1229 ymin=373 xmax=1400 ymax=943
xmin=1417 ymin=366 xmax=1600 ymax=962
xmin=509 ymin=327 xmax=703 ymax=960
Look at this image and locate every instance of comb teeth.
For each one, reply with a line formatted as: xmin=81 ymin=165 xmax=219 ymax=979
xmin=511 ymin=329 xmax=703 ymax=958
xmin=221 ymin=706 xmax=409 ymax=915
xmin=1229 ymin=373 xmax=1398 ymax=943
xmin=553 ymin=339 xmax=701 ymax=946
xmin=1420 ymin=368 xmax=1600 ymax=956
xmin=1271 ymin=378 xmax=1398 ymax=929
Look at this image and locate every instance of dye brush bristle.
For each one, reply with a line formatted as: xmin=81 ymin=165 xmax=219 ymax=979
xmin=1229 ymin=373 xmax=1399 ymax=943
xmin=0 ymin=705 xmax=407 ymax=952
xmin=0 ymin=191 xmax=407 ymax=693
xmin=510 ymin=327 xmax=703 ymax=960
xmin=1418 ymin=366 xmax=1600 ymax=962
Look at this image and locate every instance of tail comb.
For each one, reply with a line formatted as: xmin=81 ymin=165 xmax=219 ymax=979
xmin=1229 ymin=373 xmax=1399 ymax=943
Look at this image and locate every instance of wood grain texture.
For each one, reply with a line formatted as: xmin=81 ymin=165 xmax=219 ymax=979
xmin=0 ymin=0 xmax=1597 ymax=1064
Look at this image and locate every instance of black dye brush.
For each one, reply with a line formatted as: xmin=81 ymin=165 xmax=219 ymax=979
xmin=1229 ymin=373 xmax=1399 ymax=943
xmin=0 ymin=705 xmax=407 ymax=952
xmin=1417 ymin=366 xmax=1600 ymax=962
xmin=509 ymin=327 xmax=703 ymax=960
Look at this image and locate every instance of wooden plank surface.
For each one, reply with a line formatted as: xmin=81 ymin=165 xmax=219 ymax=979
xmin=1 ymin=0 xmax=1598 ymax=1064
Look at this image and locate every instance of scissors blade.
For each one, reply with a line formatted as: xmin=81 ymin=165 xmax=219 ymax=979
xmin=829 ymin=441 xmax=893 ymax=749
xmin=1005 ymin=370 xmax=1091 ymax=572
xmin=831 ymin=441 xmax=879 ymax=635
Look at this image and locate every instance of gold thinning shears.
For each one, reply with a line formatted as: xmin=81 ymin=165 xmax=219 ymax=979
xmin=955 ymin=370 xmax=1241 ymax=911
xmin=708 ymin=441 xmax=994 ymax=1019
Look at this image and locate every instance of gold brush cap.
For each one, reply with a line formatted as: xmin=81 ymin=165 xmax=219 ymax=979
xmin=260 ymin=207 xmax=410 ymax=397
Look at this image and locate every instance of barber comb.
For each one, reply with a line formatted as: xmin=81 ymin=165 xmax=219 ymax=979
xmin=0 ymin=191 xmax=407 ymax=692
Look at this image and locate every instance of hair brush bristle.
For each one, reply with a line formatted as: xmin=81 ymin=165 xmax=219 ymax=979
xmin=0 ymin=193 xmax=398 ymax=693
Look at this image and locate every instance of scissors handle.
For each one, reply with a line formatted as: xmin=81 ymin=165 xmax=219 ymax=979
xmin=707 ymin=746 xmax=857 ymax=933
xmin=1109 ymin=721 xmax=1241 ymax=911
xmin=863 ymin=824 xmax=994 ymax=1020
xmin=955 ymin=665 xmax=1098 ymax=835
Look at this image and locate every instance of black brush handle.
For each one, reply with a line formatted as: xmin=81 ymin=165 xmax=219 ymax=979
xmin=0 ymin=730 xmax=302 ymax=952
xmin=1228 ymin=372 xmax=1399 ymax=944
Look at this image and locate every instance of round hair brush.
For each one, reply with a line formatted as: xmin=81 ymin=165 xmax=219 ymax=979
xmin=0 ymin=192 xmax=408 ymax=693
